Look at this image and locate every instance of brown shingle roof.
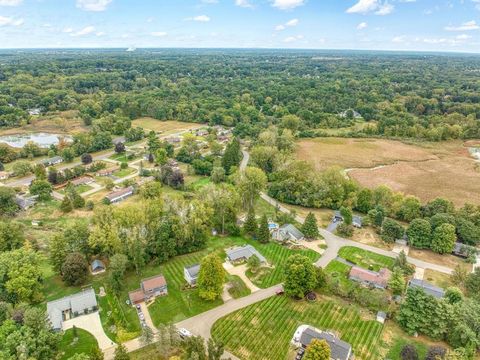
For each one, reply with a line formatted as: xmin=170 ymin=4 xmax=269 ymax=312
xmin=349 ymin=266 xmax=391 ymax=288
xmin=105 ymin=186 xmax=134 ymax=201
xmin=141 ymin=274 xmax=167 ymax=292
xmin=128 ymin=289 xmax=145 ymax=304
xmin=71 ymin=176 xmax=93 ymax=186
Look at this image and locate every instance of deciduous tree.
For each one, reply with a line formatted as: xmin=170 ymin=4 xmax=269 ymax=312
xmin=198 ymin=254 xmax=225 ymax=301
xmin=283 ymin=254 xmax=316 ymax=299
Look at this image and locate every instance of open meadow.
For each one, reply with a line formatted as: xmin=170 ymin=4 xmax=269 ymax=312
xmin=296 ymin=138 xmax=480 ymax=206
xmin=132 ymin=118 xmax=203 ymax=135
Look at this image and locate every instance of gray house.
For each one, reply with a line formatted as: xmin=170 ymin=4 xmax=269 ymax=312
xmin=226 ymin=245 xmax=267 ymax=264
xmin=184 ymin=264 xmax=200 ymax=286
xmin=291 ymin=325 xmax=353 ymax=360
xmin=273 ymin=224 xmax=305 ymax=242
xmin=15 ymin=194 xmax=38 ymax=210
xmin=128 ymin=274 xmax=168 ymax=305
xmin=408 ymin=279 xmax=445 ymax=298
xmin=40 ymin=156 xmax=63 ymax=167
xmin=333 ymin=211 xmax=362 ymax=228
xmin=46 ymin=288 xmax=97 ymax=331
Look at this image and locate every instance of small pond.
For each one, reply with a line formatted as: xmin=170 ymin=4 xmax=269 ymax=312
xmin=0 ymin=133 xmax=72 ymax=148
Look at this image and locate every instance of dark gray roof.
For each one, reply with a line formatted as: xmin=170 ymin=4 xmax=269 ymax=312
xmin=185 ymin=264 xmax=200 ymax=278
xmin=352 ymin=216 xmax=362 ymax=226
xmin=279 ymin=224 xmax=304 ymax=240
xmin=46 ymin=288 xmax=97 ymax=330
xmin=408 ymin=279 xmax=445 ymax=298
xmin=377 ymin=311 xmax=387 ymax=319
xmin=299 ymin=327 xmax=352 ymax=360
xmin=226 ymin=245 xmax=266 ymax=263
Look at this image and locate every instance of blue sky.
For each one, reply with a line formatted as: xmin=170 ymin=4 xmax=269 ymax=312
xmin=0 ymin=0 xmax=479 ymax=52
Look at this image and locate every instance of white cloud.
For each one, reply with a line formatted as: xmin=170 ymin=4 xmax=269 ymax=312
xmin=445 ymin=20 xmax=479 ymax=31
xmin=357 ymin=22 xmax=368 ymax=30
xmin=0 ymin=15 xmax=23 ymax=26
xmin=63 ymin=27 xmax=73 ymax=33
xmin=284 ymin=34 xmax=304 ymax=42
xmin=96 ymin=31 xmax=105 ymax=36
xmin=392 ymin=35 xmax=406 ymax=43
xmin=0 ymin=0 xmax=22 ymax=6
xmin=151 ymin=31 xmax=167 ymax=37
xmin=285 ymin=18 xmax=299 ymax=26
xmin=271 ymin=0 xmax=305 ymax=10
xmin=71 ymin=26 xmax=96 ymax=36
xmin=346 ymin=0 xmax=394 ymax=15
xmin=456 ymin=34 xmax=472 ymax=40
xmin=190 ymin=15 xmax=211 ymax=22
xmin=375 ymin=2 xmax=393 ymax=15
xmin=235 ymin=0 xmax=254 ymax=8
xmin=76 ymin=0 xmax=112 ymax=12
xmin=275 ymin=18 xmax=299 ymax=31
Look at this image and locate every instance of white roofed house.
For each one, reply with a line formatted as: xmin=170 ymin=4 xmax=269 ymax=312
xmin=272 ymin=224 xmax=305 ymax=243
xmin=226 ymin=245 xmax=267 ymax=265
xmin=46 ymin=288 xmax=98 ymax=331
xmin=40 ymin=156 xmax=63 ymax=167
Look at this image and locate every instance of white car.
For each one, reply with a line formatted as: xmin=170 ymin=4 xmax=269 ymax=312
xmin=139 ymin=313 xmax=145 ymax=321
xmin=178 ymin=328 xmax=192 ymax=338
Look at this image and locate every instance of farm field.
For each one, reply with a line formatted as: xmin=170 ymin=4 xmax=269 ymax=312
xmin=132 ymin=118 xmax=203 ymax=135
xmin=58 ymin=328 xmax=99 ymax=360
xmin=211 ymin=295 xmax=384 ymax=360
xmin=337 ymin=246 xmax=395 ymax=271
xmin=296 ymin=138 xmax=480 ymax=206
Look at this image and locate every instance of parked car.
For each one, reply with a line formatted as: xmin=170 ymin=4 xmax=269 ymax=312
xmin=139 ymin=312 xmax=145 ymax=321
xmin=178 ymin=328 xmax=192 ymax=339
xmin=276 ymin=288 xmax=285 ymax=296
xmin=136 ymin=304 xmax=141 ymax=311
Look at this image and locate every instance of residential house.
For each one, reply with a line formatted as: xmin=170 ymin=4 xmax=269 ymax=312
xmin=40 ymin=156 xmax=63 ymax=167
xmin=91 ymin=259 xmax=106 ymax=275
xmin=184 ymin=264 xmax=200 ymax=286
xmin=96 ymin=168 xmax=117 ymax=177
xmin=196 ymin=129 xmax=209 ymax=137
xmin=272 ymin=224 xmax=304 ymax=242
xmin=46 ymin=288 xmax=97 ymax=331
xmin=408 ymin=279 xmax=445 ymax=299
xmin=104 ymin=186 xmax=134 ymax=203
xmin=15 ymin=194 xmax=38 ymax=210
xmin=166 ymin=136 xmax=181 ymax=144
xmin=0 ymin=171 xmax=9 ymax=180
xmin=332 ymin=211 xmax=362 ymax=228
xmin=226 ymin=245 xmax=267 ymax=265
xmin=338 ymin=109 xmax=362 ymax=119
xmin=376 ymin=311 xmax=387 ymax=324
xmin=128 ymin=274 xmax=168 ymax=305
xmin=71 ymin=176 xmax=94 ymax=187
xmin=452 ymin=242 xmax=474 ymax=259
xmin=291 ymin=325 xmax=353 ymax=360
xmin=349 ymin=266 xmax=391 ymax=289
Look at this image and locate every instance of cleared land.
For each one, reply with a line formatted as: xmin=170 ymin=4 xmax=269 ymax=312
xmin=132 ymin=118 xmax=202 ymax=135
xmin=212 ymin=295 xmax=384 ymax=360
xmin=296 ymin=138 xmax=480 ymax=206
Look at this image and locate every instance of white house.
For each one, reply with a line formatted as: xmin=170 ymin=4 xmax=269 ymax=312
xmin=184 ymin=264 xmax=200 ymax=286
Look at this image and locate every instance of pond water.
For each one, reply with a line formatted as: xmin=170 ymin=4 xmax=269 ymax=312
xmin=0 ymin=133 xmax=71 ymax=148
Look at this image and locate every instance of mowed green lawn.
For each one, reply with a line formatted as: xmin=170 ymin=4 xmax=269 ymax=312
xmin=338 ymin=246 xmax=395 ymax=271
xmin=212 ymin=295 xmax=384 ymax=360
xmin=58 ymin=328 xmax=99 ymax=360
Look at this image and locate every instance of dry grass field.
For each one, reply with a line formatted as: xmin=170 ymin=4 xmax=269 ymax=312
xmin=132 ymin=117 xmax=203 ymax=135
xmin=0 ymin=111 xmax=87 ymax=136
xmin=296 ymin=138 xmax=480 ymax=206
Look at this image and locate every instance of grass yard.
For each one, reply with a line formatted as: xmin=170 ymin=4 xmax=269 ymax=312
xmin=58 ymin=184 xmax=93 ymax=194
xmin=227 ymin=275 xmax=252 ymax=299
xmin=409 ymin=248 xmax=471 ymax=272
xmin=423 ymin=269 xmax=455 ymax=290
xmin=112 ymin=167 xmax=136 ymax=178
xmin=58 ymin=328 xmax=99 ymax=360
xmin=212 ymin=295 xmax=384 ymax=360
xmin=325 ymin=260 xmax=352 ymax=286
xmin=109 ymin=153 xmax=141 ymax=162
xmin=338 ymin=246 xmax=395 ymax=271
xmin=243 ymin=239 xmax=320 ymax=288
xmin=132 ymin=118 xmax=203 ymax=135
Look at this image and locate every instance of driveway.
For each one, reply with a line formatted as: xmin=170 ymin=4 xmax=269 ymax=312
xmin=63 ymin=312 xmax=115 ymax=351
xmin=326 ymin=221 xmax=339 ymax=232
xmin=223 ymin=262 xmax=260 ymax=293
xmin=140 ymin=302 xmax=157 ymax=333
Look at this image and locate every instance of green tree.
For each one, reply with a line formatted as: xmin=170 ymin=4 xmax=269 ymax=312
xmin=0 ymin=187 xmax=18 ymax=216
xmin=108 ymin=254 xmax=129 ymax=293
xmin=381 ymin=218 xmax=404 ymax=243
xmin=247 ymin=254 xmax=261 ymax=274
xmin=60 ymin=196 xmax=73 ymax=213
xmin=49 ymin=234 xmax=68 ymax=274
xmin=303 ymin=339 xmax=331 ymax=360
xmin=257 ymin=214 xmax=270 ymax=244
xmin=221 ymin=137 xmax=241 ymax=174
xmin=61 ymin=252 xmax=89 ymax=286
xmin=210 ymin=166 xmax=226 ymax=183
xmin=388 ymin=267 xmax=406 ymax=295
xmin=302 ymin=212 xmax=319 ymax=239
xmin=407 ymin=219 xmax=432 ymax=249
xmin=283 ymin=254 xmax=317 ymax=298
xmin=368 ymin=206 xmax=385 ymax=228
xmin=155 ymin=148 xmax=168 ymax=166
xmin=0 ymin=221 xmax=24 ymax=252
xmin=12 ymin=160 xmax=32 ymax=177
xmin=243 ymin=207 xmax=258 ymax=236
xmin=33 ymin=164 xmax=46 ymax=180
xmin=431 ymin=223 xmax=456 ymax=254
xmin=340 ymin=207 xmax=352 ymax=225
xmin=29 ymin=179 xmax=53 ymax=201
xmin=233 ymin=167 xmax=267 ymax=211
xmin=114 ymin=344 xmax=130 ymax=360
xmin=140 ymin=326 xmax=155 ymax=346
xmin=198 ymin=254 xmax=225 ymax=301
xmin=207 ymin=338 xmax=225 ymax=360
